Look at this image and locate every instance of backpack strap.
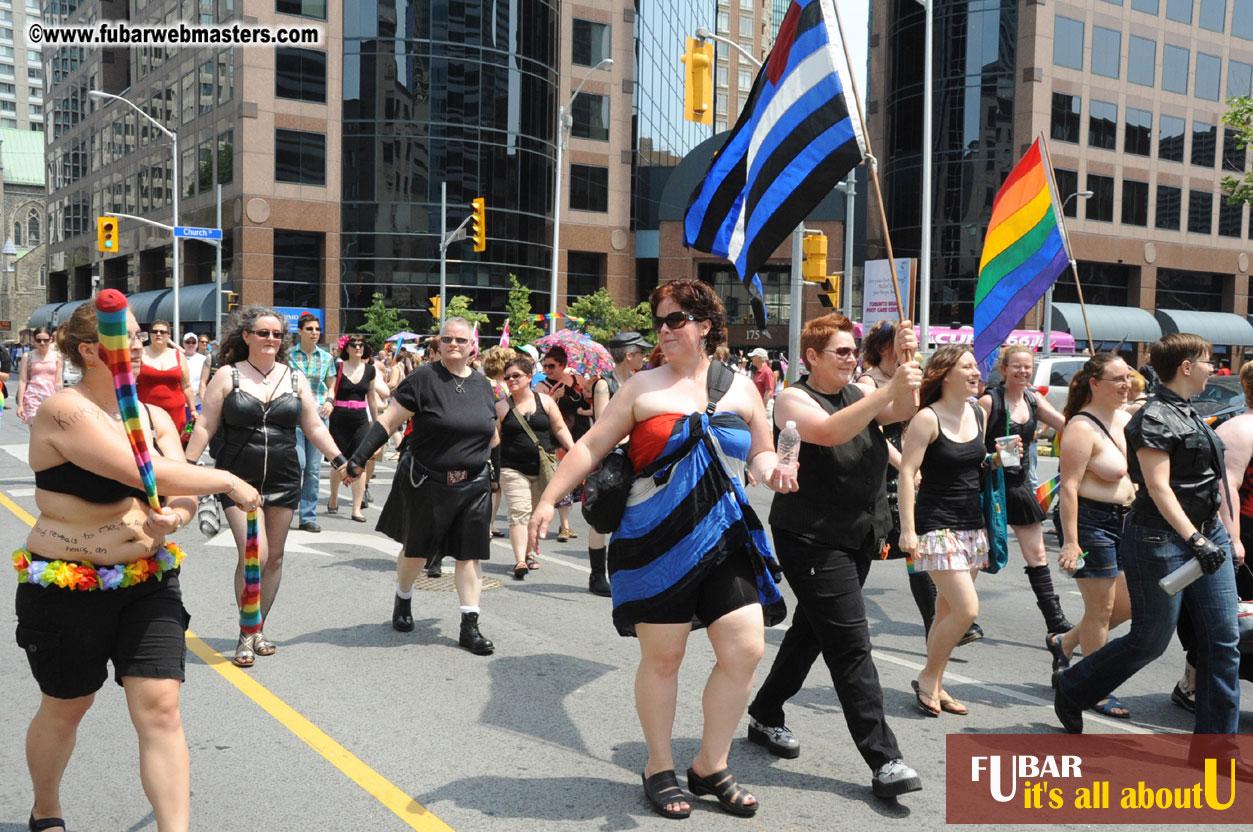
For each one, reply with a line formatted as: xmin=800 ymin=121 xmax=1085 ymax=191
xmin=706 ymin=359 xmax=733 ymax=415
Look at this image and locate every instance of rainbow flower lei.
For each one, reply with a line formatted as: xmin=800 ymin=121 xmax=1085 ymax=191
xmin=12 ymin=543 xmax=185 ymax=591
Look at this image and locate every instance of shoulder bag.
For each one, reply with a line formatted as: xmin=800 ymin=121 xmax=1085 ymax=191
xmin=510 ymin=393 xmax=559 ymax=489
xmin=582 ymin=361 xmax=734 ymax=534
xmin=975 ymin=403 xmax=1010 ymax=573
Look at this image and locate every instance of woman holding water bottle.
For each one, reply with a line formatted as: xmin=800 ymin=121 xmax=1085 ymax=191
xmin=1052 ymin=333 xmax=1240 ymax=737
xmin=748 ymin=312 xmax=926 ymax=799
xmin=1045 ymin=353 xmax=1135 ymax=718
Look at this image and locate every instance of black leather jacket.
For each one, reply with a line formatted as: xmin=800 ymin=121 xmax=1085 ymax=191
xmin=1125 ymin=384 xmax=1227 ymax=528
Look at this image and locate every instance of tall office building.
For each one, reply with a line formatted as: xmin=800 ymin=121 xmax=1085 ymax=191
xmin=3 ymin=0 xmax=45 ymax=132
xmin=868 ymin=0 xmax=1253 ymax=358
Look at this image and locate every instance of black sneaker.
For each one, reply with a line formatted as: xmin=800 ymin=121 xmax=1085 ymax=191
xmin=872 ymin=759 xmax=922 ymax=798
xmin=958 ymin=623 xmax=984 ymax=646
xmin=747 ymin=717 xmax=800 ymax=759
xmin=1171 ymin=682 xmax=1196 ymax=713
xmin=1052 ymin=671 xmax=1083 ymax=734
xmin=298 ymin=521 xmax=322 ymax=533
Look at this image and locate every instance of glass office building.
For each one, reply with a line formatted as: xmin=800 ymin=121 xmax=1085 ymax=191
xmin=341 ymin=0 xmax=558 ymax=331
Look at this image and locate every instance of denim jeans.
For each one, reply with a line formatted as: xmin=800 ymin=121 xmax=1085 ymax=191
xmin=749 ymin=529 xmax=902 ymax=771
xmin=1057 ymin=519 xmax=1240 ymax=734
xmin=294 ymin=416 xmax=328 ymax=525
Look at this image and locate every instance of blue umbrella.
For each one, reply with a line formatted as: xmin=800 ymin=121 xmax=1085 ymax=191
xmin=386 ymin=331 xmax=421 ymax=342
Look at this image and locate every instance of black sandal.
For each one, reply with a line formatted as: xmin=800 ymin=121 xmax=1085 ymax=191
xmin=686 ymin=767 xmax=757 ymax=817
xmin=512 ymin=563 xmax=528 ymax=581
xmin=642 ymin=770 xmax=691 ymax=819
xmin=29 ymin=811 xmax=66 ymax=831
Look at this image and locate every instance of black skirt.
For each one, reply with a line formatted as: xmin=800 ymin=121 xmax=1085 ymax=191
xmin=376 ymin=454 xmax=491 ymax=560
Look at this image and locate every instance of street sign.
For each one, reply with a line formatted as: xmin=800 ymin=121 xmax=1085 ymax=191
xmin=173 ymin=226 xmax=223 ymax=240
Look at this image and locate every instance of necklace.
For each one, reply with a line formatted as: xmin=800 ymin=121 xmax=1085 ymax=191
xmin=247 ymin=359 xmax=277 ymax=382
xmin=443 ymin=361 xmax=470 ymax=393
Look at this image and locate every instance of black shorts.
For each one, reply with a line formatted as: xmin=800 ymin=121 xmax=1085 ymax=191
xmin=376 ymin=455 xmax=491 ymax=561
xmin=14 ymin=567 xmax=189 ymax=700
xmin=637 ymin=550 xmax=759 ymax=628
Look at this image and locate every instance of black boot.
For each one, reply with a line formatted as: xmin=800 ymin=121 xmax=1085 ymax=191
xmin=588 ymin=547 xmax=611 ymax=597
xmin=425 ymin=555 xmax=443 ymax=578
xmin=459 ymin=612 xmax=494 ymax=655
xmin=392 ymin=594 xmax=414 ymax=632
xmin=1037 ymin=595 xmax=1074 ymax=635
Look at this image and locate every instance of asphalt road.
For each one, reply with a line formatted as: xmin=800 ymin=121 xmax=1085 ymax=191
xmin=1 ymin=407 xmax=1249 ymax=831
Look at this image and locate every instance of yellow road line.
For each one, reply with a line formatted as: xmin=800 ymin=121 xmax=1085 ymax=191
xmin=1 ymin=488 xmax=452 ymax=832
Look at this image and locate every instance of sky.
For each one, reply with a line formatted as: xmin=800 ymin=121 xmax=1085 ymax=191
xmin=841 ymin=1 xmax=869 ymax=106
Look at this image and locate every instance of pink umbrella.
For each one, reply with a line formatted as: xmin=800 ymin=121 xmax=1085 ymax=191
xmin=531 ymin=329 xmax=615 ymax=376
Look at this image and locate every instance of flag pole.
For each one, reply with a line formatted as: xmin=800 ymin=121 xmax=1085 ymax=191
xmin=830 ymin=0 xmax=907 ymax=327
xmin=1038 ymin=133 xmax=1096 ymax=353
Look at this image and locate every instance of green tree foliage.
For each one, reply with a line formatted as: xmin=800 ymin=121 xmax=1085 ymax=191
xmin=566 ymin=288 xmax=654 ymax=346
xmin=501 ymin=273 xmax=545 ymax=346
xmin=359 ymin=292 xmax=411 ymax=350
xmin=433 ymin=295 xmax=490 ymax=334
xmin=1221 ymin=96 xmax=1253 ymax=204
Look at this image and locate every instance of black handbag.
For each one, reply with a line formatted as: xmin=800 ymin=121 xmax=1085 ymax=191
xmin=582 ymin=361 xmax=733 ymax=534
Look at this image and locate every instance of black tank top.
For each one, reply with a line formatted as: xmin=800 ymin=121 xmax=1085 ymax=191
xmin=984 ymin=386 xmax=1037 ymax=489
xmin=768 ymin=381 xmax=891 ymax=550
xmin=500 ymin=392 xmax=555 ymax=475
xmin=915 ymin=403 xmax=986 ymax=534
xmin=334 ymin=362 xmax=375 ymax=404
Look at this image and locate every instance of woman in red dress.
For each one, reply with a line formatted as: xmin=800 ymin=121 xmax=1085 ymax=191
xmin=137 ymin=319 xmax=197 ymax=434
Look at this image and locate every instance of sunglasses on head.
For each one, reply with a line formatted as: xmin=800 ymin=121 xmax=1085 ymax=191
xmin=439 ymin=336 xmax=470 ymax=345
xmin=653 ymin=311 xmax=697 ymax=332
xmin=249 ymin=329 xmax=283 ymax=339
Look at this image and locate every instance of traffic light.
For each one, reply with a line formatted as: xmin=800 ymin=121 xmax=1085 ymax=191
xmin=429 ymin=295 xmax=442 ymax=320
xmin=681 ymin=37 xmax=713 ymax=124
xmin=801 ymin=233 xmax=827 ymax=282
xmin=470 ymin=197 xmax=486 ymax=252
xmin=97 ymin=216 xmax=118 ymax=253
xmin=818 ymin=274 xmax=841 ymax=309
xmin=226 ymin=291 xmax=240 ymax=311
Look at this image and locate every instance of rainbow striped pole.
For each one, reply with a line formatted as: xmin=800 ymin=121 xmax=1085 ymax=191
xmin=94 ymin=289 xmax=161 ymax=512
xmin=239 ymin=508 xmax=262 ymax=634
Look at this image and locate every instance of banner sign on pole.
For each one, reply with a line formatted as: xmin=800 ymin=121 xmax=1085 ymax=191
xmin=862 ymin=258 xmax=914 ymax=326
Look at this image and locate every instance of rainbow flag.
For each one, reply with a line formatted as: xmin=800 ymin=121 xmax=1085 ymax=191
xmin=972 ymin=139 xmax=1071 ymax=367
xmin=1036 ymin=474 xmax=1060 ymax=514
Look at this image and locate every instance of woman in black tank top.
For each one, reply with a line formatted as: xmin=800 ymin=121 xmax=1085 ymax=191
xmin=978 ymin=346 xmax=1072 ymax=637
xmin=898 ymin=345 xmax=988 ymax=717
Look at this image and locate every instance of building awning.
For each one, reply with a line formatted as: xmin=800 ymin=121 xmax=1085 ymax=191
xmin=26 ymin=301 xmax=66 ymax=329
xmin=1156 ymin=308 xmax=1253 ymax=346
xmin=1050 ymin=302 xmax=1162 ymax=344
xmin=127 ymin=289 xmax=170 ymax=323
xmin=152 ymin=283 xmax=222 ymax=330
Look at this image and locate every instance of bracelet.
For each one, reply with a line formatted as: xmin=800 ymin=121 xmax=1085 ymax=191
xmin=223 ymin=474 xmax=238 ymax=496
xmin=332 ymin=454 xmax=348 ymax=469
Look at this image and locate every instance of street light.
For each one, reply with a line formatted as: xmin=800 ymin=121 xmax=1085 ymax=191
xmin=550 ymin=57 xmax=613 ymax=334
xmin=1042 ymin=190 xmax=1093 ymax=352
xmin=694 ymin=26 xmax=763 ymax=69
xmin=88 ymin=90 xmax=180 ymax=337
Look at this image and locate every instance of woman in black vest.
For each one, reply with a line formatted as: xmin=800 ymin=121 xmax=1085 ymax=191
xmin=747 ymin=313 xmax=925 ymax=799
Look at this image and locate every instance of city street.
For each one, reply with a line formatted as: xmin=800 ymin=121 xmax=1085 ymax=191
xmin=0 ymin=410 xmax=1246 ymax=832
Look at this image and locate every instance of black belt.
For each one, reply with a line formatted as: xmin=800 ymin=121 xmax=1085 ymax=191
xmin=1131 ymin=511 xmax=1219 ymax=534
xmin=1078 ymin=497 xmax=1132 ymax=516
xmin=406 ymin=453 xmax=487 ymax=486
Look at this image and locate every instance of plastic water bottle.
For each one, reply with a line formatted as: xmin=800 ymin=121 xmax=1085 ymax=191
xmin=1159 ymin=558 xmax=1205 ymax=596
xmin=775 ymin=421 xmax=801 ymax=477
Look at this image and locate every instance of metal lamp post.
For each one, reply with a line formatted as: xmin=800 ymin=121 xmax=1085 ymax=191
xmin=550 ymin=57 xmax=613 ymax=334
xmin=1042 ymin=189 xmax=1093 ymax=351
xmin=88 ymin=90 xmax=179 ymax=336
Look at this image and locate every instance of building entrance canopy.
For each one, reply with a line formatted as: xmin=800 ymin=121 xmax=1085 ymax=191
xmin=1049 ymin=302 xmax=1162 ymax=345
xmin=27 ymin=285 xmax=224 ymax=332
xmin=1155 ymin=309 xmax=1253 ymax=346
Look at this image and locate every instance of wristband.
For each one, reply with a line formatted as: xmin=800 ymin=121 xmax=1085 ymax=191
xmin=348 ymin=421 xmax=391 ymax=471
xmin=331 ymin=454 xmax=348 ymax=469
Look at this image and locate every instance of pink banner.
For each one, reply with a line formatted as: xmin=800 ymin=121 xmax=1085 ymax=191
xmin=853 ymin=324 xmax=1076 ymax=354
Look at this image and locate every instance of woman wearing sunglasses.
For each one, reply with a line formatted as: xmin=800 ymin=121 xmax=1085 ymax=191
xmin=186 ymin=306 xmax=351 ymax=667
xmin=137 ymin=319 xmax=197 ymax=436
xmin=528 ymin=279 xmax=796 ymax=819
xmin=347 ymin=317 xmax=500 ymax=655
xmin=326 ymin=335 xmax=389 ymax=522
xmin=748 ymin=312 xmax=925 ymax=799
xmin=17 ymin=326 xmax=63 ymax=425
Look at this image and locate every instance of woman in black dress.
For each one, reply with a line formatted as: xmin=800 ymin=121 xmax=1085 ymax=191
xmin=327 ymin=335 xmax=388 ymax=522
xmin=187 ymin=306 xmax=350 ymax=667
xmin=977 ymin=345 xmax=1071 ymax=635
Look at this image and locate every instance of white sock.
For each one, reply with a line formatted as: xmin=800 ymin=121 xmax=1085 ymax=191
xmin=396 ymin=584 xmax=413 ymax=600
xmin=459 ymin=605 xmax=480 ymax=615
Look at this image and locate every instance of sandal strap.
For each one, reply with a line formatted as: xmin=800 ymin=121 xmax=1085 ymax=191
xmin=696 ymin=768 xmax=751 ymax=805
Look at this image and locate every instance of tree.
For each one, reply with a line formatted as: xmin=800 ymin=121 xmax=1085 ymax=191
xmin=1222 ymin=97 xmax=1253 ymax=204
xmin=565 ymin=288 xmax=654 ymax=346
xmin=359 ymin=291 xmax=410 ymax=351
xmin=432 ymin=294 xmax=490 ymax=334
xmin=501 ymin=273 xmax=544 ymax=346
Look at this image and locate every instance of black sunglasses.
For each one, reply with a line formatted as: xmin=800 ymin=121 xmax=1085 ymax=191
xmin=34 ymin=337 xmax=50 ymax=343
xmin=150 ymin=329 xmax=169 ymax=336
xmin=440 ymin=336 xmax=470 ymax=345
xmin=348 ymin=341 xmax=366 ymax=347
xmin=249 ymin=329 xmax=283 ymax=339
xmin=819 ymin=347 xmax=857 ymax=359
xmin=503 ymin=372 xmax=526 ymax=381
xmin=653 ymin=312 xmax=697 ymax=332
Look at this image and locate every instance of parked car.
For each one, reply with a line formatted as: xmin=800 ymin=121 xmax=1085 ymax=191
xmin=1194 ymin=375 xmax=1245 ymax=427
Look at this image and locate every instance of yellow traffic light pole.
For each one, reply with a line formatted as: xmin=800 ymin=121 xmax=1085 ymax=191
xmin=437 ymin=183 xmax=484 ymax=327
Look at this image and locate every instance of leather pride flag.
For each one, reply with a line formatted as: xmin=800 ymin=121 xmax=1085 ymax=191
xmin=683 ymin=0 xmax=865 ymax=328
